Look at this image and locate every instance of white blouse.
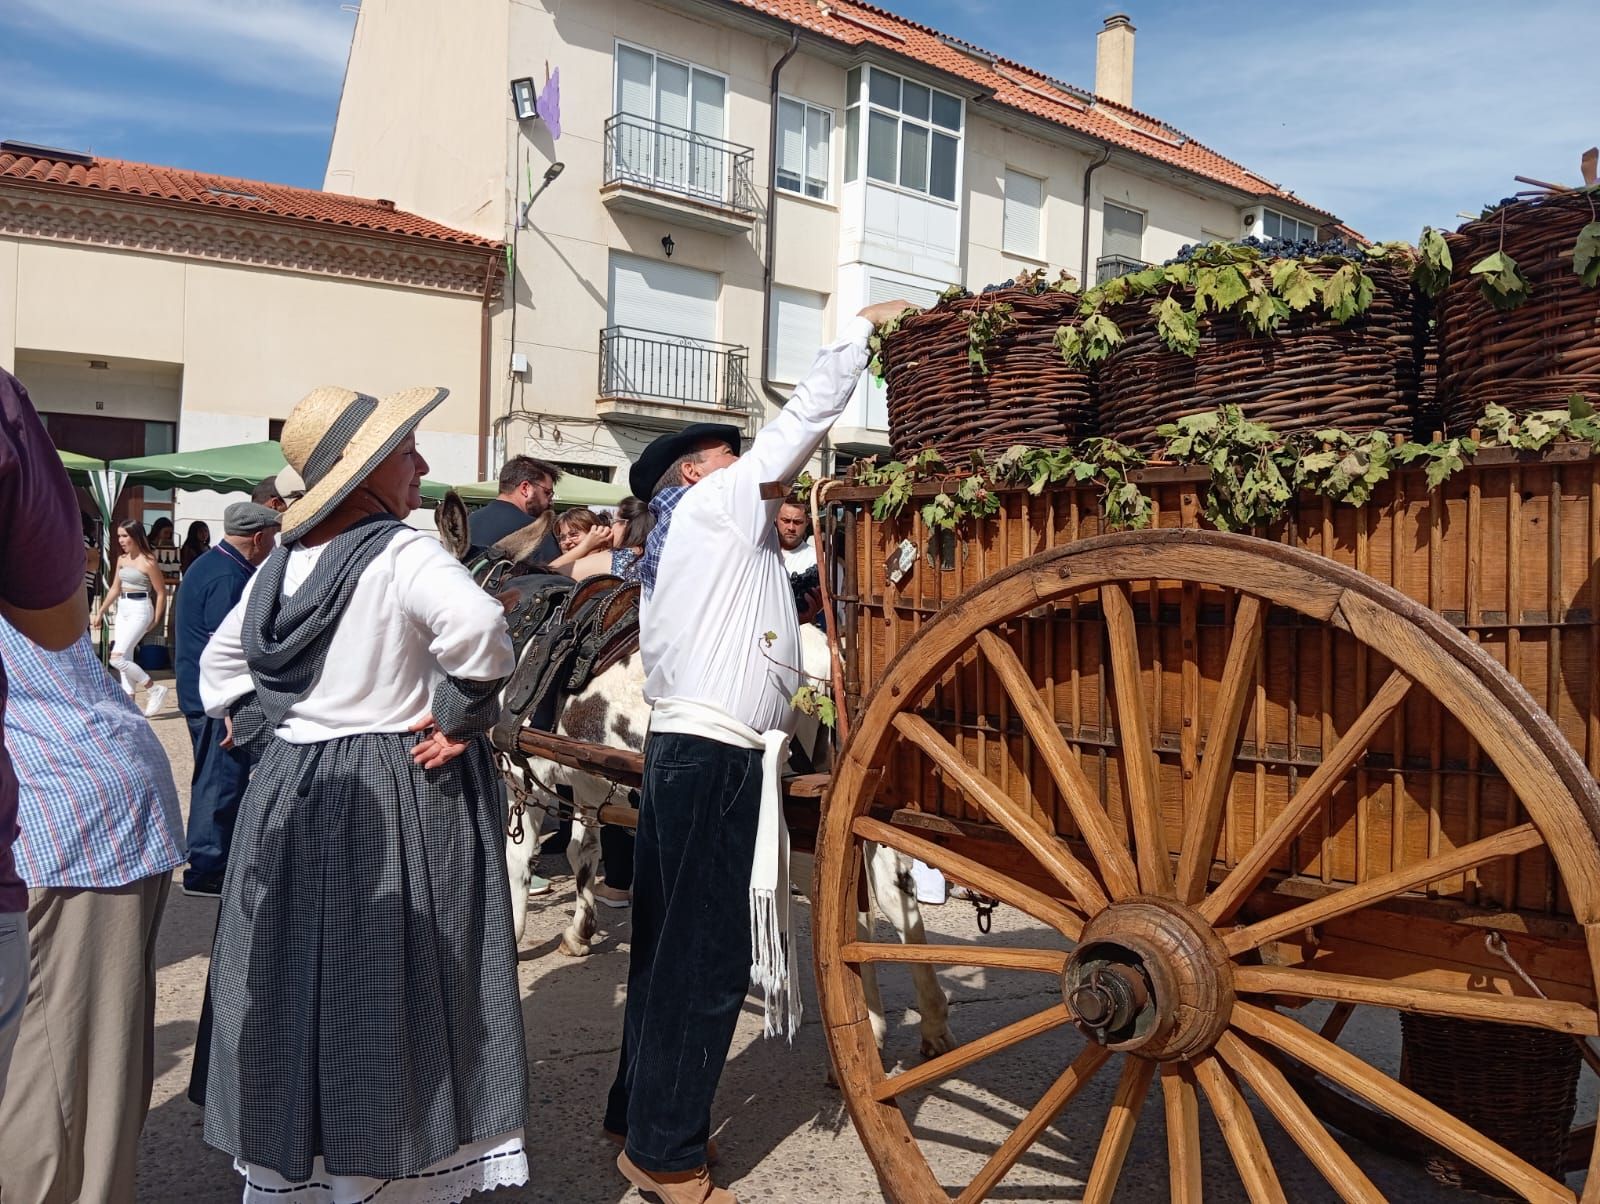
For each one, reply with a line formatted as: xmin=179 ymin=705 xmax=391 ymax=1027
xmin=200 ymin=528 xmax=514 ymax=744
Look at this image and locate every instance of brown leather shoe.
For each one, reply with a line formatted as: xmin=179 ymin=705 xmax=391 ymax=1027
xmin=617 ymin=1150 xmax=736 ymax=1204
xmin=604 ymin=1128 xmax=719 ymax=1166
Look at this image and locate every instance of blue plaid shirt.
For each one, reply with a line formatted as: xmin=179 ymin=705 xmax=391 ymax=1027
xmin=1 ymin=621 xmax=185 ymax=889
xmin=640 ymin=486 xmax=688 ymax=597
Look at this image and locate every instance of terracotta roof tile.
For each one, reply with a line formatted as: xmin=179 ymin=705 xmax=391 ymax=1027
xmin=734 ymin=0 xmax=1336 ymax=220
xmin=0 ymin=149 xmax=499 ymax=249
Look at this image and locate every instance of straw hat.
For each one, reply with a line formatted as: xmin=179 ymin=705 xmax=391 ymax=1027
xmin=276 ymin=384 xmax=447 ymax=543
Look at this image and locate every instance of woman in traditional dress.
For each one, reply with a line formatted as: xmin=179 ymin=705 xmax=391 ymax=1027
xmin=198 ymin=385 xmax=528 ymax=1204
xmin=92 ymin=519 xmax=169 ymax=715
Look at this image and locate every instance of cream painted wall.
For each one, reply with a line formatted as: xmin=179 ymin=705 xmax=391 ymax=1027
xmin=0 ymin=240 xmax=16 ymax=370
xmin=1091 ymin=162 xmax=1245 ymax=275
xmin=0 ymin=235 xmax=487 ymax=532
xmin=324 ymin=0 xmax=510 ymax=239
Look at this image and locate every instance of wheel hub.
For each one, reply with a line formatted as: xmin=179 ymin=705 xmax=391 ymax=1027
xmin=1063 ymin=896 xmax=1234 ymax=1061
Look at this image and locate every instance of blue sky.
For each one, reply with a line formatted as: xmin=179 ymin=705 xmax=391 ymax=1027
xmin=2 ymin=0 xmax=1596 ymax=242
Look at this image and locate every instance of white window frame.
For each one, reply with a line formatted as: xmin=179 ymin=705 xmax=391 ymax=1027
xmin=847 ymin=64 xmax=963 ymax=206
xmin=613 ymin=40 xmax=729 ymax=137
xmin=776 ymin=94 xmax=834 ymax=203
xmin=1261 ymin=208 xmax=1317 ymax=244
xmin=1002 ymin=167 xmax=1046 ymax=260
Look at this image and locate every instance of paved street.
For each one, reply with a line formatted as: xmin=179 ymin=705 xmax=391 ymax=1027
xmin=133 ymin=695 xmax=1567 ymax=1202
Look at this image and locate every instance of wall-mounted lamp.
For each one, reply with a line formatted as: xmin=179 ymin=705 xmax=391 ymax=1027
xmin=661 ymin=234 xmax=675 ymax=258
xmin=519 ymin=161 xmax=567 ymax=228
xmin=510 ymin=77 xmax=538 ymax=121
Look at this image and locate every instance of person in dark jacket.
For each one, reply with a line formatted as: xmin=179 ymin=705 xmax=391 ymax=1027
xmin=172 ymin=502 xmax=280 ymax=895
xmin=468 ymin=455 xmax=564 ymax=559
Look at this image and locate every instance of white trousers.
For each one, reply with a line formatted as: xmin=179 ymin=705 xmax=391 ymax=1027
xmin=108 ymin=596 xmax=155 ymax=695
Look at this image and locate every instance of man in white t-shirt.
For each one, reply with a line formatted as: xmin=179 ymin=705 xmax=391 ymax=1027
xmin=775 ymin=498 xmax=815 ymax=575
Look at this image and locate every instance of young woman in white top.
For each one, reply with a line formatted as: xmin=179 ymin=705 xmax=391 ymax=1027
xmin=91 ymin=520 xmax=169 ymax=716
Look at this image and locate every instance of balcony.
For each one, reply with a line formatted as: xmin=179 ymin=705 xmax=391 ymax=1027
xmin=596 ymin=326 xmax=752 ymax=430
xmin=601 ymin=114 xmax=758 ymax=235
xmin=1096 ymin=254 xmax=1150 ymax=285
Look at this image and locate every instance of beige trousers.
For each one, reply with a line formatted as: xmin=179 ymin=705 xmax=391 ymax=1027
xmin=0 ymin=874 xmax=170 ymax=1204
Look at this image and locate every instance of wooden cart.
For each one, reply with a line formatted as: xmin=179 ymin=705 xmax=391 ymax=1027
xmin=808 ymin=446 xmax=1600 ymax=1203
xmin=517 ymin=444 xmax=1600 ymax=1201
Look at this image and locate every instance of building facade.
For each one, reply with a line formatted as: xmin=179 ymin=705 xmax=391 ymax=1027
xmin=0 ymin=146 xmax=502 ymax=532
xmin=327 ymin=0 xmax=1343 ymax=478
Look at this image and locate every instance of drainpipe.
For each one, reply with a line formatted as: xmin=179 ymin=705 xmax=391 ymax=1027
xmin=760 ymin=30 xmax=802 ymax=438
xmin=1080 ymin=146 xmax=1113 ymax=286
xmin=478 ymin=254 xmax=497 ymax=481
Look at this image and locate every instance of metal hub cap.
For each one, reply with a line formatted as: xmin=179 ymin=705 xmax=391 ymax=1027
xmin=1062 ymin=896 xmax=1235 ymax=1061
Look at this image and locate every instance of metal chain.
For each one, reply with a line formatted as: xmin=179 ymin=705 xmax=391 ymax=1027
xmin=967 ymin=890 xmax=999 ymax=934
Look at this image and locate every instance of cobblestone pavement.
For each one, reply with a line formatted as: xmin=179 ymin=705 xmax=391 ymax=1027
xmin=132 ymin=691 xmax=1577 ymax=1202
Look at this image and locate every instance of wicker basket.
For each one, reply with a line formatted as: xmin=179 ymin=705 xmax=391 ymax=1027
xmin=1095 ymin=258 xmax=1421 ymax=451
xmin=880 ymin=288 xmax=1094 ymax=461
xmin=1399 ymin=1014 xmax=1579 ymax=1197
xmin=1438 ymin=191 xmax=1600 ymax=430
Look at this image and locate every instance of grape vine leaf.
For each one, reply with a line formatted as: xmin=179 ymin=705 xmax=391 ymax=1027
xmin=1242 ymin=282 xmax=1290 ymax=334
xmin=1469 ymin=251 xmax=1532 ymax=311
xmin=1415 ymin=228 xmax=1454 ymax=297
xmin=1575 ymin=222 xmax=1600 ymax=288
xmin=1322 ymin=264 xmax=1374 ymax=323
xmin=1154 ymin=295 xmax=1200 ymax=355
xmin=1270 ymin=261 xmax=1321 ymax=311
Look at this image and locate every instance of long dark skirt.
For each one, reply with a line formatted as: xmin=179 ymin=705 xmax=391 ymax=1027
xmin=202 ymin=730 xmax=527 ymax=1182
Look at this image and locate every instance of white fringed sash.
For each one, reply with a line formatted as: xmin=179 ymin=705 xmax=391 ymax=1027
xmin=650 ymin=697 xmax=800 ymax=1040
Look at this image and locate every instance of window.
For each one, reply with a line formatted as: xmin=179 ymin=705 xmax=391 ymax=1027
xmin=1003 ymin=169 xmax=1044 ymax=259
xmin=1261 ymin=209 xmax=1317 ymax=244
xmin=769 ymin=286 xmax=827 ymax=384
xmin=614 ymin=43 xmax=728 ymax=200
xmin=554 ymin=462 xmax=614 ymax=483
xmin=268 ymin=419 xmax=286 ymax=442
xmin=777 ymin=97 xmax=832 ymax=200
xmin=846 ymin=66 xmax=961 ymax=201
xmin=1103 ymin=202 xmax=1144 ymax=261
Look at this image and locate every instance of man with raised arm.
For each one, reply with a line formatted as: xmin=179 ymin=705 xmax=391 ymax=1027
xmin=605 ymin=299 xmax=917 ymax=1204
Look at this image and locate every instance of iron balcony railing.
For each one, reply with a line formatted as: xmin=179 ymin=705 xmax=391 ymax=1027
xmin=603 ymin=113 xmax=757 ymax=216
xmin=599 ymin=326 xmax=750 ymax=413
xmin=1096 ymin=254 xmax=1151 ymax=285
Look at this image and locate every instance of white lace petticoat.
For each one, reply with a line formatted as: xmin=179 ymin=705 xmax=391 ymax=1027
xmin=236 ymin=1131 xmax=528 ymax=1204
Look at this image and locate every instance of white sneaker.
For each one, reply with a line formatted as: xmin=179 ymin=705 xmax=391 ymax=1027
xmin=142 ymin=685 xmax=169 ymax=717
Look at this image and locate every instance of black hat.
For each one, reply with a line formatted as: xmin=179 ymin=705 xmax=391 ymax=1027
xmin=629 ymin=422 xmax=742 ymax=500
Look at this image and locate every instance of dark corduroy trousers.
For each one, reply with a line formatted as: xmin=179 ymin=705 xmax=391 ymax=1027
xmin=605 ymin=731 xmax=761 ymax=1173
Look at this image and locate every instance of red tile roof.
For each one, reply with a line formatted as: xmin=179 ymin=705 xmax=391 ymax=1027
xmin=0 ymin=148 xmax=500 ymax=249
xmin=730 ymin=0 xmax=1336 ymax=220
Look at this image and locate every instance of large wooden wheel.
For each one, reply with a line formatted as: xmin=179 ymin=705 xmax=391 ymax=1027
xmin=816 ymin=529 xmax=1600 ymax=1203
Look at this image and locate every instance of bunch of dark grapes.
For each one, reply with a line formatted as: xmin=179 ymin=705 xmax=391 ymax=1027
xmin=979 ymin=277 xmax=1016 ymax=294
xmin=1165 ymin=234 xmax=1363 ymax=267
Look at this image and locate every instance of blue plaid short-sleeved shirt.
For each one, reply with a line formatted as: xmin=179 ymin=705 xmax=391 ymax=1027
xmin=1 ymin=621 xmax=185 ymax=889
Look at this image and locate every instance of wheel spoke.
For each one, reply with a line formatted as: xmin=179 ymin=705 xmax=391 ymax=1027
xmin=1200 ymin=670 xmax=1412 ymax=924
xmin=1214 ymin=1030 xmax=1384 ymax=1204
xmin=1191 ymin=1055 xmax=1288 ymax=1204
xmin=894 ymin=713 xmax=1110 ymax=914
xmin=1161 ymin=1063 xmax=1203 ymax=1204
xmin=976 ymin=630 xmax=1141 ymax=900
xmin=873 ymin=1003 xmax=1071 ymax=1102
xmin=1102 ymin=584 xmax=1175 ymax=896
xmin=954 ymin=1044 xmax=1111 ymax=1204
xmin=1234 ymin=1002 xmax=1577 ymax=1203
xmin=853 ymin=815 xmax=1083 ymax=940
xmin=1223 ymin=822 xmax=1544 ymax=956
xmin=1175 ymin=594 xmax=1265 ymax=904
xmin=1082 ymin=1056 xmax=1157 ymax=1204
xmin=839 ymin=941 xmax=1066 ymax=974
xmin=1231 ymin=964 xmax=1599 ymax=1036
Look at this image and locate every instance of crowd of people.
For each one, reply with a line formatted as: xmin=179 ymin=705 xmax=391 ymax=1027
xmin=0 ymin=297 xmax=912 ymax=1204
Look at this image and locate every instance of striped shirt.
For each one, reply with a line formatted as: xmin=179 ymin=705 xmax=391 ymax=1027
xmin=1 ymin=620 xmax=185 ymax=889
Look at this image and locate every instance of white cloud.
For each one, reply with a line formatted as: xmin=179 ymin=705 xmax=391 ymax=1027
xmin=1 ymin=0 xmax=354 ymax=97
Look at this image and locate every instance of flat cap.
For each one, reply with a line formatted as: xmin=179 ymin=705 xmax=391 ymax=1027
xmin=224 ymin=502 xmax=283 ymax=536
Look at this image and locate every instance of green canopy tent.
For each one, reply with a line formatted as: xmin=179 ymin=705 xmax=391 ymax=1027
xmin=451 ymin=474 xmax=628 ymax=510
xmin=57 ymin=448 xmax=105 ymax=480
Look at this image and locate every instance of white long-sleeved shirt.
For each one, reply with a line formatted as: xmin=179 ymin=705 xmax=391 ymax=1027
xmin=641 ymin=316 xmax=871 ymax=731
xmin=200 ymin=528 xmax=514 ymax=743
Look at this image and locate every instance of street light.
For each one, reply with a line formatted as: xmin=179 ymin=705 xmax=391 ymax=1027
xmin=510 ymin=77 xmax=537 ymax=121
xmin=518 ymin=161 xmax=567 ymax=227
